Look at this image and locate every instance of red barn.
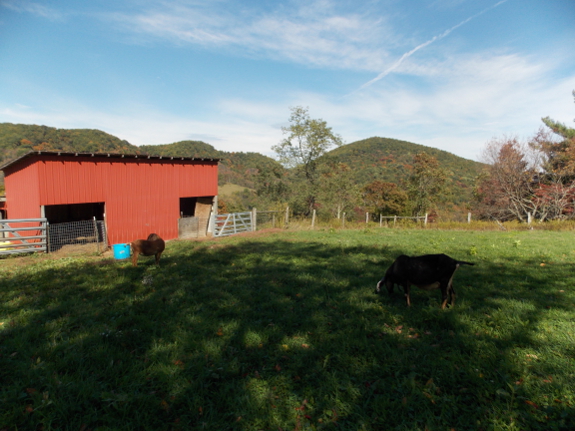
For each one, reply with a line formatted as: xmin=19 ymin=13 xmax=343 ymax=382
xmin=0 ymin=151 xmax=219 ymax=245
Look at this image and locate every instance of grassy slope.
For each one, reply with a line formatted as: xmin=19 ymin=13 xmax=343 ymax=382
xmin=219 ymin=183 xmax=254 ymax=197
xmin=1 ymin=229 xmax=574 ymax=430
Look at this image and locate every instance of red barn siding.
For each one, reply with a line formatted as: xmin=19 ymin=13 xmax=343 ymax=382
xmin=2 ymin=152 xmax=218 ymax=245
xmin=4 ymin=158 xmax=42 ymax=219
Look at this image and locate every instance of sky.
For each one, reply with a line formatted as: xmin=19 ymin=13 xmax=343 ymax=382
xmin=1 ymin=0 xmax=574 ymax=162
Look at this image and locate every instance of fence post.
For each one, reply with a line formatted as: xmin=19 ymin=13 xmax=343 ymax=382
xmin=272 ymin=213 xmax=276 ymax=228
xmin=342 ymin=212 xmax=346 ymax=228
xmin=394 ymin=215 xmax=397 ymax=227
xmin=285 ymin=206 xmax=290 ymax=227
xmin=311 ymin=209 xmax=316 ymax=229
xmin=365 ymin=212 xmax=369 ymax=225
xmin=93 ymin=217 xmax=100 ymax=254
xmin=252 ymin=207 xmax=257 ymax=232
xmin=380 ymin=214 xmax=382 ymax=227
xmin=527 ymin=212 xmax=532 ymax=225
xmin=468 ymin=212 xmax=472 ymax=223
xmin=46 ymin=221 xmax=51 ymax=253
xmin=424 ymin=213 xmax=428 ymax=226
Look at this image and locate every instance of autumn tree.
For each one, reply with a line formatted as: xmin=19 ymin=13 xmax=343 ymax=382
xmin=407 ymin=152 xmax=449 ymax=216
xmin=473 ymin=137 xmax=540 ymax=221
xmin=528 ymin=90 xmax=575 ymax=220
xmin=475 ymin=90 xmax=575 ymax=222
xmin=362 ymin=181 xmax=408 ymax=218
xmin=272 ymin=107 xmax=343 ymax=215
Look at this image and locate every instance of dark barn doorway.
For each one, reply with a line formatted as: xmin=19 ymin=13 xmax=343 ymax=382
xmin=43 ymin=202 xmax=107 ymax=252
xmin=180 ymin=197 xmax=197 ymax=217
xmin=44 ymin=202 xmax=105 ymax=224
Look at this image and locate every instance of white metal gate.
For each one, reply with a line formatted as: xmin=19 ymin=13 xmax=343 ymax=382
xmin=213 ymin=212 xmax=253 ymax=237
xmin=0 ymin=218 xmax=48 ymax=255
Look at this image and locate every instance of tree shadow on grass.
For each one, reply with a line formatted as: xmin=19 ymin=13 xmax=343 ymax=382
xmin=0 ymin=237 xmax=574 ymax=430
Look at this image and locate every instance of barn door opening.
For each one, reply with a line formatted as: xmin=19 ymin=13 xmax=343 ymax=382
xmin=44 ymin=202 xmax=105 ymax=223
xmin=178 ymin=196 xmax=214 ymax=238
xmin=179 ymin=197 xmax=197 ymax=217
xmin=43 ymin=202 xmax=107 ymax=252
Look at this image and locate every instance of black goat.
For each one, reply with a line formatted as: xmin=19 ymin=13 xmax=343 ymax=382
xmin=376 ymin=253 xmax=474 ymax=309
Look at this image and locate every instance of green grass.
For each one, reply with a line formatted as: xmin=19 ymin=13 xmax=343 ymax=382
xmin=1 ymin=229 xmax=575 ymax=430
xmin=219 ymin=182 xmax=254 ymax=197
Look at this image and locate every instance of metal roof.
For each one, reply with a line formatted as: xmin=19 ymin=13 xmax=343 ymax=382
xmin=0 ymin=150 xmax=220 ymax=171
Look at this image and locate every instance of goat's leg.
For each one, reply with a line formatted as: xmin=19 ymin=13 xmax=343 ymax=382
xmin=131 ymin=248 xmax=139 ymax=267
xmin=446 ymin=273 xmax=456 ymax=308
xmin=386 ymin=280 xmax=395 ymax=296
xmin=449 ymin=284 xmax=456 ymax=307
xmin=155 ymin=251 xmax=163 ymax=266
xmin=440 ymin=284 xmax=449 ymax=309
xmin=403 ymin=283 xmax=411 ymax=306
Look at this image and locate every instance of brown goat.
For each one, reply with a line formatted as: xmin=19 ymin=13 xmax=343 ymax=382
xmin=130 ymin=233 xmax=165 ymax=267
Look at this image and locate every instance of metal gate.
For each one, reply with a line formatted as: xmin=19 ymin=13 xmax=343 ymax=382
xmin=213 ymin=212 xmax=253 ymax=237
xmin=0 ymin=218 xmax=48 ymax=255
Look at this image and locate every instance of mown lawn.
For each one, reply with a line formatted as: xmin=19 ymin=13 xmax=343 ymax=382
xmin=1 ymin=228 xmax=574 ymax=430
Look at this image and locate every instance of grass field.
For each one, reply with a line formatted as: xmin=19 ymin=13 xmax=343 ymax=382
xmin=1 ymin=228 xmax=574 ymax=430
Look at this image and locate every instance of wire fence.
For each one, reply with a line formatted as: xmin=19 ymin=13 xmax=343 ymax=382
xmin=252 ymin=207 xmax=432 ymax=230
xmin=48 ymin=218 xmax=107 ymax=253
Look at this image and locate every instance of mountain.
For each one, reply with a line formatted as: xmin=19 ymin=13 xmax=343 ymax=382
xmin=140 ymin=140 xmax=283 ymax=188
xmin=0 ymin=123 xmax=138 ymax=163
xmin=139 ymin=140 xmax=223 ymax=159
xmin=323 ymin=137 xmax=484 ymax=205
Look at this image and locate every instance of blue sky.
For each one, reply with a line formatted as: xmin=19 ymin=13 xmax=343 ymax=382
xmin=1 ymin=0 xmax=574 ymax=161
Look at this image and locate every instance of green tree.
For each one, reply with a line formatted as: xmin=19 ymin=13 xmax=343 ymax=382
xmin=272 ymin=107 xmax=343 ymax=215
xmin=317 ymin=162 xmax=359 ymax=219
xmin=362 ymin=180 xmax=408 ymax=217
xmin=532 ymin=90 xmax=575 ymax=175
xmin=255 ymin=164 xmax=290 ymax=207
xmin=407 ymin=152 xmax=449 ymax=216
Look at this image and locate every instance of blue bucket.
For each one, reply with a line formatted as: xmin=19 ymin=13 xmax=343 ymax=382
xmin=113 ymin=243 xmax=131 ymax=260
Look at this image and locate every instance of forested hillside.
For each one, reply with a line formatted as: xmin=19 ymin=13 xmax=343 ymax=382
xmin=140 ymin=140 xmax=284 ymax=188
xmin=0 ymin=123 xmax=138 ymax=164
xmin=323 ymin=137 xmax=483 ymax=205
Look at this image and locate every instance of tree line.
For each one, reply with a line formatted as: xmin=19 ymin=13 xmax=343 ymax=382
xmin=224 ymin=92 xmax=575 ymax=224
xmin=222 ymin=106 xmax=454 ymax=221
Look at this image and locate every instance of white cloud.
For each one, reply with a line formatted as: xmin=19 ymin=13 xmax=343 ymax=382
xmin=108 ymin=0 xmax=395 ymax=71
xmin=0 ymin=0 xmax=65 ymax=20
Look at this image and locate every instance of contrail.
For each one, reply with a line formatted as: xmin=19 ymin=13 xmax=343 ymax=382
xmin=356 ymin=0 xmax=509 ymax=92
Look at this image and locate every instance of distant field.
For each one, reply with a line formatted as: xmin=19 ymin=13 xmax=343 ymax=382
xmin=219 ymin=182 xmax=253 ymax=197
xmin=1 ymin=229 xmax=574 ymax=430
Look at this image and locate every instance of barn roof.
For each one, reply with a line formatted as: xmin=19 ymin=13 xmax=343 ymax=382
xmin=0 ymin=150 xmax=220 ymax=171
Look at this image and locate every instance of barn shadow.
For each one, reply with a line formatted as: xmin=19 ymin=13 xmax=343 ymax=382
xmin=1 ymin=236 xmax=574 ymax=430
